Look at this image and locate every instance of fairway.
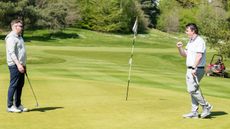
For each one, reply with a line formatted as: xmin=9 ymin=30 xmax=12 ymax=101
xmin=0 ymin=28 xmax=229 ymax=129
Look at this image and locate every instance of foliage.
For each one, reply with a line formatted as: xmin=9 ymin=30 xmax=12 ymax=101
xmin=178 ymin=8 xmax=197 ymax=32
xmin=77 ymin=0 xmax=124 ymax=32
xmin=0 ymin=0 xmax=38 ymax=29
xmin=0 ymin=0 xmax=79 ymax=31
xmin=175 ymin=0 xmax=202 ymax=8
xmin=35 ymin=0 xmax=79 ymax=31
xmin=197 ymin=0 xmax=230 ymax=58
xmin=139 ymin=0 xmax=160 ymax=28
xmin=120 ymin=0 xmax=149 ymax=33
xmin=77 ymin=0 xmax=149 ymax=33
xmin=37 ymin=3 xmax=68 ymax=31
xmin=156 ymin=0 xmax=180 ymax=32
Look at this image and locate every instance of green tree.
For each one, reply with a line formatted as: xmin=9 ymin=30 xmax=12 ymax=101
xmin=156 ymin=0 xmax=180 ymax=32
xmin=0 ymin=0 xmax=78 ymax=31
xmin=120 ymin=0 xmax=149 ymax=33
xmin=77 ymin=0 xmax=124 ymax=32
xmin=197 ymin=0 xmax=230 ymax=58
xmin=0 ymin=0 xmax=38 ymax=29
xmin=77 ymin=0 xmax=148 ymax=33
xmin=139 ymin=0 xmax=160 ymax=28
xmin=37 ymin=3 xmax=68 ymax=31
xmin=175 ymin=0 xmax=202 ymax=8
xmin=36 ymin=0 xmax=79 ymax=29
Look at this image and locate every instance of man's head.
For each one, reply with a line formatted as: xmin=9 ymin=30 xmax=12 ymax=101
xmin=185 ymin=23 xmax=198 ymax=38
xmin=11 ymin=19 xmax=23 ymax=35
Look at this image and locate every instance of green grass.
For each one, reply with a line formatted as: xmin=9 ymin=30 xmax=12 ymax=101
xmin=0 ymin=28 xmax=229 ymax=129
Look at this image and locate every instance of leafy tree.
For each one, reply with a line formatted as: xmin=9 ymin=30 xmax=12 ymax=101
xmin=156 ymin=0 xmax=180 ymax=32
xmin=197 ymin=0 xmax=230 ymax=58
xmin=0 ymin=0 xmax=79 ymax=31
xmin=175 ymin=0 xmax=202 ymax=8
xmin=0 ymin=0 xmax=38 ymax=29
xmin=178 ymin=8 xmax=197 ymax=32
xmin=36 ymin=0 xmax=79 ymax=29
xmin=139 ymin=0 xmax=160 ymax=28
xmin=77 ymin=0 xmax=124 ymax=32
xmin=37 ymin=2 xmax=68 ymax=31
xmin=77 ymin=0 xmax=148 ymax=33
xmin=120 ymin=0 xmax=149 ymax=33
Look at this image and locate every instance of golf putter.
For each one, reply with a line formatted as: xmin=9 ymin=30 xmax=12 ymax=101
xmin=25 ymin=73 xmax=39 ymax=107
xmin=194 ymin=75 xmax=199 ymax=86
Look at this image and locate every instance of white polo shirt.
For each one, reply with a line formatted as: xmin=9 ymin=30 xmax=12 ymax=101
xmin=185 ymin=36 xmax=206 ymax=67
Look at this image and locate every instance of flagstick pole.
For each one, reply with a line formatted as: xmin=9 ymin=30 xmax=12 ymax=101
xmin=126 ymin=36 xmax=136 ymax=101
xmin=126 ymin=17 xmax=138 ymax=101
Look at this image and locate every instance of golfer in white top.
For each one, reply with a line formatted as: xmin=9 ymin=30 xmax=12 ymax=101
xmin=176 ymin=23 xmax=212 ymax=119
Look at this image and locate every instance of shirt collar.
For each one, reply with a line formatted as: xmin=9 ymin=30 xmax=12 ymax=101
xmin=189 ymin=35 xmax=198 ymax=42
xmin=10 ymin=31 xmax=21 ymax=38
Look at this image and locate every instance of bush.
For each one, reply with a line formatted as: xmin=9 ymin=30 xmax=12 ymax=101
xmin=178 ymin=8 xmax=197 ymax=32
xmin=77 ymin=0 xmax=149 ymax=33
xmin=156 ymin=0 xmax=180 ymax=32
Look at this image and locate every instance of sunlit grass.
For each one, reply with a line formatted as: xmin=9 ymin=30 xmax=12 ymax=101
xmin=0 ymin=28 xmax=229 ymax=129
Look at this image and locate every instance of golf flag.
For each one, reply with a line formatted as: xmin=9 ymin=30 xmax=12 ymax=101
xmin=132 ymin=17 xmax=138 ymax=35
xmin=126 ymin=17 xmax=138 ymax=101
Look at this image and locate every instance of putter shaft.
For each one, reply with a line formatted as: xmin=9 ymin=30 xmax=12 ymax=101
xmin=26 ymin=73 xmax=39 ymax=107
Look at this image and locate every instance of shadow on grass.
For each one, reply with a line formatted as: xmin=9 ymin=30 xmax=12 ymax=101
xmin=203 ymin=111 xmax=228 ymax=119
xmin=0 ymin=32 xmax=79 ymax=41
xmin=0 ymin=34 xmax=5 ymax=40
xmin=25 ymin=32 xmax=79 ymax=42
xmin=29 ymin=107 xmax=64 ymax=112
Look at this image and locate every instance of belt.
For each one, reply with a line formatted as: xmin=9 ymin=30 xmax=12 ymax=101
xmin=187 ymin=66 xmax=205 ymax=69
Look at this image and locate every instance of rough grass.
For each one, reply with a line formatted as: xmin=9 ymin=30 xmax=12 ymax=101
xmin=0 ymin=28 xmax=229 ymax=129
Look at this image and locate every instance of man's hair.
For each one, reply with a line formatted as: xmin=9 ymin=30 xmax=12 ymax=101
xmin=186 ymin=23 xmax=198 ymax=34
xmin=11 ymin=19 xmax=23 ymax=27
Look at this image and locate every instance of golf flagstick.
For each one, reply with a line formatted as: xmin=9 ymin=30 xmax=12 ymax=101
xmin=25 ymin=72 xmax=39 ymax=107
xmin=126 ymin=17 xmax=138 ymax=101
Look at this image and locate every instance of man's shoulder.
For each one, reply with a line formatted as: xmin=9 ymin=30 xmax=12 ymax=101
xmin=196 ymin=36 xmax=205 ymax=43
xmin=197 ymin=35 xmax=204 ymax=40
xmin=6 ymin=31 xmax=18 ymax=37
xmin=5 ymin=31 xmax=18 ymax=41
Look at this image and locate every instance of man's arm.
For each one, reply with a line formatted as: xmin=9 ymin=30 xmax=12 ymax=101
xmin=192 ymin=52 xmax=202 ymax=68
xmin=176 ymin=41 xmax=187 ymax=57
xmin=6 ymin=38 xmax=25 ymax=73
xmin=191 ymin=52 xmax=202 ymax=76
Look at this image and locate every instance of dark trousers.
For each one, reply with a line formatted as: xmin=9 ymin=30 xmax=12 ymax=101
xmin=7 ymin=65 xmax=25 ymax=108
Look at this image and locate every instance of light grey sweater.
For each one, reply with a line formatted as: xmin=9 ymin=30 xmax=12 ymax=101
xmin=5 ymin=31 xmax=26 ymax=66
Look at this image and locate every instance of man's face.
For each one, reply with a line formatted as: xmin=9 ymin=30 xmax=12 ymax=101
xmin=13 ymin=23 xmax=23 ymax=34
xmin=185 ymin=27 xmax=195 ymax=38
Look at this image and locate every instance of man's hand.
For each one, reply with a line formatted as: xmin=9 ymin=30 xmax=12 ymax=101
xmin=17 ymin=64 xmax=25 ymax=73
xmin=191 ymin=68 xmax=197 ymax=76
xmin=176 ymin=41 xmax=187 ymax=57
xmin=176 ymin=41 xmax=183 ymax=48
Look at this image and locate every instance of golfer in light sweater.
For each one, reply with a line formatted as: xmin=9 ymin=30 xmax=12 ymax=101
xmin=5 ymin=19 xmax=28 ymax=113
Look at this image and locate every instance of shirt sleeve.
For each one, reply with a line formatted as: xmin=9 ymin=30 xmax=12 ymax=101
xmin=196 ymin=38 xmax=205 ymax=53
xmin=6 ymin=37 xmax=18 ymax=61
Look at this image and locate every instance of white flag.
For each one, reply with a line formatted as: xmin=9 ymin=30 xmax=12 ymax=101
xmin=132 ymin=17 xmax=138 ymax=35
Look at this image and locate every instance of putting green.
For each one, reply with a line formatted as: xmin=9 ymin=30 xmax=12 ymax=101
xmin=0 ymin=28 xmax=229 ymax=129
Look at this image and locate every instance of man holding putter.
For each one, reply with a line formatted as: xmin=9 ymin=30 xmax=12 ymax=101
xmin=5 ymin=19 xmax=28 ymax=113
xmin=176 ymin=23 xmax=212 ymax=119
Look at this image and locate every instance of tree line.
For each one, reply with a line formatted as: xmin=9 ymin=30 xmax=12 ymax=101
xmin=0 ymin=0 xmax=159 ymax=32
xmin=0 ymin=0 xmax=229 ymax=57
